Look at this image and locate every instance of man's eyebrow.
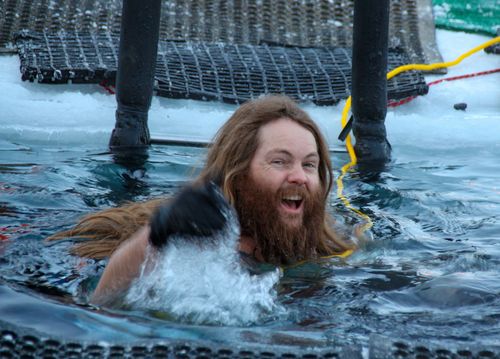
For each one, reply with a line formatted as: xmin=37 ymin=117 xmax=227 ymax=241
xmin=266 ymin=149 xmax=292 ymax=157
xmin=304 ymin=153 xmax=320 ymax=160
xmin=266 ymin=149 xmax=319 ymax=159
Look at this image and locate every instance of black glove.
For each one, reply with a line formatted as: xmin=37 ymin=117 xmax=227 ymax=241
xmin=149 ymin=182 xmax=230 ymax=248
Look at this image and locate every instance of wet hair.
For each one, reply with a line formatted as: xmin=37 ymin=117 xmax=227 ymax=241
xmin=48 ymin=95 xmax=353 ymax=258
xmin=47 ymin=199 xmax=165 ymax=259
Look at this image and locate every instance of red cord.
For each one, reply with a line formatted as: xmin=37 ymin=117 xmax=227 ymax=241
xmin=387 ymin=96 xmax=417 ymax=108
xmin=388 ymin=68 xmax=500 ymax=108
xmin=99 ymin=80 xmax=116 ymax=95
xmin=427 ymin=68 xmax=500 ymax=86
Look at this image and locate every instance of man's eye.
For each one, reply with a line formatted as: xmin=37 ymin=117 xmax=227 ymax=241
xmin=303 ymin=162 xmax=318 ymax=169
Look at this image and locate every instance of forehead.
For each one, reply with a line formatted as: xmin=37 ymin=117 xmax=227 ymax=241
xmin=255 ymin=117 xmax=318 ymax=155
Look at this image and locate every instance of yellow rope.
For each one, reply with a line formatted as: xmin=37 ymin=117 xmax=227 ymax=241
xmin=284 ymin=248 xmax=355 ymax=271
xmin=341 ymin=36 xmax=500 ymax=164
xmin=334 ymin=36 xmax=500 ymax=258
xmin=321 ymin=248 xmax=355 ymax=259
xmin=386 ymin=36 xmax=500 ymax=79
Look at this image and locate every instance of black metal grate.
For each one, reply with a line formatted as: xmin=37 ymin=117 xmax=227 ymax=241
xmin=1 ymin=0 xmax=443 ymax=66
xmin=0 ymin=321 xmax=363 ymax=359
xmin=369 ymin=335 xmax=500 ymax=359
xmin=2 ymin=322 xmax=499 ymax=359
xmin=15 ymin=30 xmax=429 ymax=106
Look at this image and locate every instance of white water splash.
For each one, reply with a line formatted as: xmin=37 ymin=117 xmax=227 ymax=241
xmin=125 ymin=215 xmax=283 ymax=326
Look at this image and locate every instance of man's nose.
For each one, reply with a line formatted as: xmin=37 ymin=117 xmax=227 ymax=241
xmin=287 ymin=164 xmax=307 ymax=185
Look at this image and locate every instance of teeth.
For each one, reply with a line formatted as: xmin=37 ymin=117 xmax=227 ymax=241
xmin=283 ymin=195 xmax=302 ymax=201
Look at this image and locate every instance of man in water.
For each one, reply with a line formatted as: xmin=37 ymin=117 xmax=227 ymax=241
xmin=50 ymin=95 xmax=356 ymax=304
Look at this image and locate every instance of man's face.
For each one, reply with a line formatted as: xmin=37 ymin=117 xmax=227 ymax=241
xmin=248 ymin=117 xmax=321 ymax=227
xmin=234 ymin=117 xmax=325 ymax=264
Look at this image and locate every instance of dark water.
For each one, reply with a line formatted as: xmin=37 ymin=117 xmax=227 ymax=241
xmin=1 ymin=139 xmax=499 ymax=349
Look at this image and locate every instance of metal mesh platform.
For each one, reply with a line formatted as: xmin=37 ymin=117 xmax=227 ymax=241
xmin=0 ymin=0 xmax=443 ymax=66
xmin=369 ymin=335 xmax=500 ymax=359
xmin=2 ymin=321 xmax=499 ymax=359
xmin=0 ymin=320 xmax=362 ymax=359
xmin=15 ymin=30 xmax=428 ymax=105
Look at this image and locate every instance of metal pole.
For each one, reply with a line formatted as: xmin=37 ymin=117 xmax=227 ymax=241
xmin=109 ymin=0 xmax=162 ymax=150
xmin=351 ymin=0 xmax=391 ymax=172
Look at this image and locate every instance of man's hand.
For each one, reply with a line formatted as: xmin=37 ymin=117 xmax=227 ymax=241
xmin=149 ymin=182 xmax=230 ymax=248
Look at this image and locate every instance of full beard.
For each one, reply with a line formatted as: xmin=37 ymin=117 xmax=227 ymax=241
xmin=234 ymin=175 xmax=325 ymax=265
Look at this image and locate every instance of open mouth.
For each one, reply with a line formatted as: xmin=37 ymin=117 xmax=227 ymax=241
xmin=281 ymin=195 xmax=303 ymax=212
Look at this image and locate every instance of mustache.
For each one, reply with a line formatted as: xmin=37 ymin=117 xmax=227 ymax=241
xmin=277 ymin=185 xmax=308 ymax=197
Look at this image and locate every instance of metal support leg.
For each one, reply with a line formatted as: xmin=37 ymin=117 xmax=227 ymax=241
xmin=109 ymin=0 xmax=162 ymax=150
xmin=351 ymin=0 xmax=391 ymax=172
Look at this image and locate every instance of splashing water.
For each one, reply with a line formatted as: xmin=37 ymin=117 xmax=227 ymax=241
xmin=125 ymin=212 xmax=283 ymax=326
